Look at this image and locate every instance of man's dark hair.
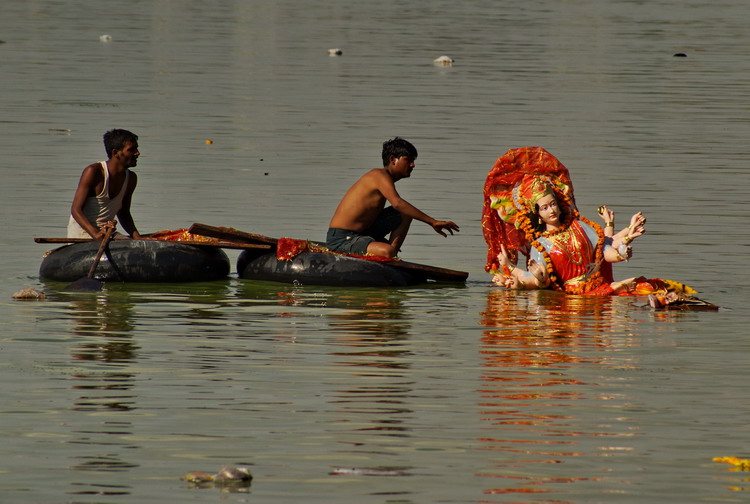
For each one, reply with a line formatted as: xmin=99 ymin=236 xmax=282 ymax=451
xmin=103 ymin=129 xmax=138 ymax=158
xmin=382 ymin=137 xmax=417 ymax=166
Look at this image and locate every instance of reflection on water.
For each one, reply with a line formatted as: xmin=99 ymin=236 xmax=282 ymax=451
xmin=327 ymin=291 xmax=413 ymax=449
xmin=62 ymin=291 xmax=139 ymax=496
xmin=68 ymin=292 xmax=138 ymax=362
xmin=324 ymin=290 xmax=416 ymax=483
xmin=477 ymin=289 xmax=643 ymax=496
xmin=234 ymin=282 xmax=419 ymax=476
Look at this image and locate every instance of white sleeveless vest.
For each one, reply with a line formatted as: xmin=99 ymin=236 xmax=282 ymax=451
xmin=67 ymin=161 xmax=130 ymax=238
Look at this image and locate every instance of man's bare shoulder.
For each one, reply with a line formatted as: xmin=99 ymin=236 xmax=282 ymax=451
xmin=126 ymin=169 xmax=138 ymax=189
xmin=359 ymin=167 xmax=386 ymax=178
xmin=83 ymin=161 xmax=102 ymax=170
xmin=358 ymin=167 xmax=394 ymax=185
xmin=80 ymin=162 xmax=105 ymax=181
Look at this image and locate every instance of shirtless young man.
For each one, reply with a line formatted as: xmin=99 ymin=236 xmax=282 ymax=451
xmin=326 ymin=137 xmax=459 ymax=258
xmin=67 ymin=129 xmax=145 ymax=239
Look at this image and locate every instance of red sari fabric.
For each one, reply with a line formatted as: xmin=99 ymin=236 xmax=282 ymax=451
xmin=544 ymin=220 xmax=600 ymax=291
xmin=531 ymin=217 xmax=612 ymax=295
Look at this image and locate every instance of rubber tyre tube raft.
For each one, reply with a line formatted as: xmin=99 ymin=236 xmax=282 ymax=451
xmin=237 ymin=249 xmax=423 ymax=287
xmin=40 ymin=240 xmax=230 ymax=282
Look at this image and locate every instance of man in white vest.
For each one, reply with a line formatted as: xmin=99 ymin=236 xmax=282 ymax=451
xmin=67 ymin=129 xmax=145 ymax=239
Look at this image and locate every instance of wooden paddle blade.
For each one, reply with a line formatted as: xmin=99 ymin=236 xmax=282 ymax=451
xmin=189 ymin=223 xmax=279 ymax=246
xmin=64 ymin=277 xmax=104 ymax=291
xmin=63 ymin=223 xmax=116 ymax=291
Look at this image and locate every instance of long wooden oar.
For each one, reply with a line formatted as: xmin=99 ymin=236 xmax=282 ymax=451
xmin=64 ymin=224 xmax=116 ymax=291
xmin=188 ymin=223 xmax=468 ymax=282
xmin=189 ymin=223 xmax=279 ymax=246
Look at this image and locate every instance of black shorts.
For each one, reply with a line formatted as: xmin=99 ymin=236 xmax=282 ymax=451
xmin=325 ymin=207 xmax=402 ymax=255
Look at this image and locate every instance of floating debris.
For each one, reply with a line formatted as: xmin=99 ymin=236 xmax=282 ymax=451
xmin=673 ymin=52 xmax=687 ymax=57
xmin=214 ymin=466 xmax=252 ymax=483
xmin=328 ymin=48 xmax=342 ymax=56
xmin=182 ymin=465 xmax=252 ymax=489
xmin=648 ymin=291 xmax=719 ymax=311
xmin=99 ymin=34 xmax=112 ymax=42
xmin=205 ymin=139 xmax=213 ymax=144
xmin=12 ymin=288 xmax=46 ymax=301
xmin=714 ymin=457 xmax=750 ymax=471
xmin=183 ymin=472 xmax=215 ymax=484
xmin=330 ymin=466 xmax=409 ymax=476
xmin=48 ymin=128 xmax=72 ymax=135
xmin=433 ymin=55 xmax=454 ymax=66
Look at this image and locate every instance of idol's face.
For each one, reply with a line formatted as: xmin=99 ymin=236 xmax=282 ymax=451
xmin=536 ymin=194 xmax=560 ymax=227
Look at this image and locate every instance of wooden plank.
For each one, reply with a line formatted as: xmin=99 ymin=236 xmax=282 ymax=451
xmin=34 ymin=237 xmax=270 ymax=250
xmin=35 ymin=237 xmax=93 ymax=243
xmin=154 ymin=240 xmax=271 ymax=250
xmin=189 ymin=222 xmax=468 ymax=282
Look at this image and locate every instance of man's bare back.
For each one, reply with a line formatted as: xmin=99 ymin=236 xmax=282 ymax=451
xmin=329 ymin=168 xmax=394 ymax=232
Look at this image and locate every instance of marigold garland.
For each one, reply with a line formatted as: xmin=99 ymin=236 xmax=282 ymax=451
xmin=149 ymin=228 xmax=221 ymax=243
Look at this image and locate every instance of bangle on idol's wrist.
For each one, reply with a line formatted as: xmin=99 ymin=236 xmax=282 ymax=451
xmin=623 ymin=235 xmax=632 ymax=244
xmin=605 ymin=221 xmax=614 ymax=227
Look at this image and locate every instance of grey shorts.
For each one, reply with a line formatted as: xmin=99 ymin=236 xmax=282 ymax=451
xmin=326 ymin=207 xmax=402 ymax=255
